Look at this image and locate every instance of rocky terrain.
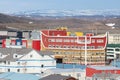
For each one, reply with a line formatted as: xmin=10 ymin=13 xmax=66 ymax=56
xmin=0 ymin=13 xmax=120 ymax=34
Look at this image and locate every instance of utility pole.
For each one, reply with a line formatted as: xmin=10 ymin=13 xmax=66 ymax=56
xmin=85 ymin=36 xmax=87 ymax=65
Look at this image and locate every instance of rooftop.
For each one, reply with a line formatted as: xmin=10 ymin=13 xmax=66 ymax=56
xmin=0 ymin=72 xmax=40 ymax=80
xmin=88 ymin=65 xmax=120 ymax=70
xmin=40 ymin=74 xmax=76 ymax=80
xmin=45 ymin=68 xmax=85 ymax=74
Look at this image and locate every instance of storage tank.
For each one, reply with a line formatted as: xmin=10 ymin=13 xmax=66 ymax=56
xmin=16 ymin=39 xmax=22 ymax=46
xmin=2 ymin=39 xmax=6 ymax=48
xmin=32 ymin=40 xmax=41 ymax=51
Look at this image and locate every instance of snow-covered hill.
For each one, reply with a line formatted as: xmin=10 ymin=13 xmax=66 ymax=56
xmin=12 ymin=9 xmax=120 ymax=17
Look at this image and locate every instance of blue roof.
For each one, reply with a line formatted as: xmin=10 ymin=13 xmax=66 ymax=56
xmin=56 ymin=63 xmax=86 ymax=69
xmin=111 ymin=60 xmax=120 ymax=67
xmin=0 ymin=72 xmax=40 ymax=80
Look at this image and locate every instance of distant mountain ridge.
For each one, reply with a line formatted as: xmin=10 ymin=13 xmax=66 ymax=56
xmin=0 ymin=13 xmax=31 ymax=23
xmin=12 ymin=9 xmax=120 ymax=18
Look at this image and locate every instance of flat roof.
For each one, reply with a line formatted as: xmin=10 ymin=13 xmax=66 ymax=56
xmin=0 ymin=72 xmax=40 ymax=80
xmin=87 ymin=66 xmax=120 ymax=70
xmin=46 ymin=68 xmax=85 ymax=73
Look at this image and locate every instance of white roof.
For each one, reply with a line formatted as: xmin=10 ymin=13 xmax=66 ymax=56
xmin=88 ymin=65 xmax=120 ymax=70
xmin=46 ymin=68 xmax=85 ymax=73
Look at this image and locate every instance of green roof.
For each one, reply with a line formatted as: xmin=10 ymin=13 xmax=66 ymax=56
xmin=107 ymin=44 xmax=120 ymax=48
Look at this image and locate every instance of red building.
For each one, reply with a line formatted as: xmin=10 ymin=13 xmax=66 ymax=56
xmin=86 ymin=66 xmax=120 ymax=77
xmin=41 ymin=28 xmax=108 ymax=65
xmin=1 ymin=28 xmax=108 ymax=65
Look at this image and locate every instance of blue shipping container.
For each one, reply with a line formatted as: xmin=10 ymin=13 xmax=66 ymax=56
xmin=16 ymin=39 xmax=22 ymax=45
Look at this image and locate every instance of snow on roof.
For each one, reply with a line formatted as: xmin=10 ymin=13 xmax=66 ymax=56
xmin=87 ymin=66 xmax=120 ymax=70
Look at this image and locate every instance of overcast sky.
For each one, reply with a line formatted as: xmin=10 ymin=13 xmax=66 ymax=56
xmin=0 ymin=0 xmax=120 ymax=13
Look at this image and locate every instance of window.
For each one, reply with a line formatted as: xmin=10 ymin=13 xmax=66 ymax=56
xmin=8 ymin=61 xmax=10 ymax=65
xmin=0 ymin=53 xmax=2 ymax=58
xmin=56 ymin=39 xmax=62 ymax=42
xmin=48 ymin=45 xmax=51 ymax=48
xmin=30 ymin=55 xmax=33 ymax=58
xmin=92 ymin=39 xmax=95 ymax=43
xmin=48 ymin=39 xmax=55 ymax=42
xmin=97 ymin=46 xmax=103 ymax=49
xmin=41 ymin=64 xmax=44 ymax=68
xmin=64 ymin=39 xmax=70 ymax=42
xmin=91 ymin=46 xmax=95 ymax=49
xmin=71 ymin=39 xmax=74 ymax=43
xmin=8 ymin=69 xmax=10 ymax=72
xmin=14 ymin=54 xmax=18 ymax=58
xmin=97 ymin=39 xmax=104 ymax=43
xmin=17 ymin=69 xmax=20 ymax=72
xmin=4 ymin=61 xmax=6 ymax=64
xmin=41 ymin=54 xmax=44 ymax=57
xmin=15 ymin=55 xmax=17 ymax=58
xmin=115 ymin=48 xmax=120 ymax=51
xmin=17 ymin=62 xmax=20 ymax=65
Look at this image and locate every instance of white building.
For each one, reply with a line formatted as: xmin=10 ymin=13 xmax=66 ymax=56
xmin=0 ymin=48 xmax=56 ymax=74
xmin=106 ymin=47 xmax=120 ymax=66
xmin=108 ymin=33 xmax=120 ymax=44
xmin=107 ymin=47 xmax=120 ymax=60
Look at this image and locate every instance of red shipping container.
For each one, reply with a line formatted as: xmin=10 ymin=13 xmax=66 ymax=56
xmin=32 ymin=40 xmax=41 ymax=51
xmin=11 ymin=39 xmax=16 ymax=45
xmin=2 ymin=39 xmax=6 ymax=48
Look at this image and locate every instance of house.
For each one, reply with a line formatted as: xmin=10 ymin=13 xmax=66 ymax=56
xmin=0 ymin=48 xmax=56 ymax=74
xmin=40 ymin=74 xmax=77 ymax=80
xmin=43 ymin=68 xmax=85 ymax=80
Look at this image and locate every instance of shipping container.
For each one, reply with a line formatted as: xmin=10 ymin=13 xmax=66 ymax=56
xmin=0 ymin=31 xmax=7 ymax=36
xmin=32 ymin=40 xmax=41 ymax=51
xmin=11 ymin=39 xmax=16 ymax=45
xmin=7 ymin=31 xmax=17 ymax=37
xmin=31 ymin=31 xmax=40 ymax=39
xmin=27 ymin=39 xmax=32 ymax=48
xmin=2 ymin=39 xmax=6 ymax=48
xmin=17 ymin=31 xmax=22 ymax=38
xmin=22 ymin=39 xmax=27 ymax=48
xmin=16 ymin=39 xmax=22 ymax=46
xmin=6 ymin=39 xmax=11 ymax=46
xmin=23 ymin=31 xmax=30 ymax=39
